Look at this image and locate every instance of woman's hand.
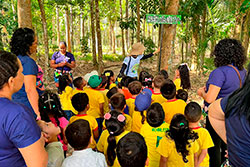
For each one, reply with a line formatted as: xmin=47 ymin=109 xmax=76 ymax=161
xmin=197 ymin=86 xmax=206 ymax=97
xmin=153 ymin=47 xmax=161 ymax=55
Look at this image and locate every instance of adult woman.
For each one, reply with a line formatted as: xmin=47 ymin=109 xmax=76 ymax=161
xmin=50 ymin=42 xmax=76 ymax=87
xmin=10 ymin=28 xmax=40 ymax=119
xmin=197 ymin=38 xmax=246 ymax=167
xmin=0 ymin=51 xmax=47 ymax=166
xmin=208 ymin=63 xmax=250 ymax=166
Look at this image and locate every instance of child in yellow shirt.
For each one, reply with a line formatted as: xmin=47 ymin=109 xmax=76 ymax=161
xmin=140 ymin=103 xmax=169 ymax=167
xmin=117 ymin=132 xmax=147 ymax=167
xmin=160 ymin=79 xmax=187 ymax=124
xmin=184 ymin=102 xmax=214 ymax=167
xmin=98 ymin=75 xmax=110 ymax=114
xmin=103 ymin=70 xmax=116 ymax=89
xmin=173 ymin=63 xmax=191 ymax=90
xmin=97 ymin=110 xmax=129 ymax=167
xmin=176 ymin=89 xmax=188 ymax=102
xmin=126 ymin=81 xmax=142 ymax=116
xmin=72 ymin=76 xmax=86 ymax=95
xmin=152 ymin=75 xmax=167 ymax=104
xmin=69 ymin=93 xmax=99 ymax=148
xmin=84 ymin=75 xmax=105 ymax=135
xmin=157 ymin=114 xmax=199 ymax=167
xmin=132 ymin=88 xmax=152 ymax=133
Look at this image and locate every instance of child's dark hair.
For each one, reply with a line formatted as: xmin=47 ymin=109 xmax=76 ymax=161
xmin=117 ymin=132 xmax=147 ymax=167
xmin=146 ymin=103 xmax=165 ymax=127
xmin=121 ymin=76 xmax=135 ymax=88
xmin=73 ymin=77 xmax=83 ymax=89
xmin=65 ymin=119 xmax=91 ymax=150
xmin=139 ymin=71 xmax=153 ymax=88
xmin=110 ymin=93 xmax=126 ymax=111
xmin=178 ymin=64 xmax=191 ymax=89
xmin=160 ymin=79 xmax=176 ymax=100
xmin=176 ymin=89 xmax=188 ymax=102
xmin=167 ymin=114 xmax=198 ymax=163
xmin=58 ymin=74 xmax=72 ymax=94
xmin=103 ymin=70 xmax=114 ymax=89
xmin=158 ymin=69 xmax=169 ymax=79
xmin=128 ymin=81 xmax=142 ymax=95
xmin=71 ymin=93 xmax=89 ymax=112
xmin=39 ymin=90 xmax=67 ymax=139
xmin=105 ymin=110 xmax=126 ymax=166
xmin=184 ymin=102 xmax=202 ymax=123
xmin=153 ymin=75 xmax=166 ymax=89
xmin=100 ymin=75 xmax=108 ymax=88
xmin=106 ymin=87 xmax=119 ymax=99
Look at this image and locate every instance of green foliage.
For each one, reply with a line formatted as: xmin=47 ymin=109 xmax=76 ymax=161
xmin=203 ymin=57 xmax=215 ymax=75
xmin=80 ymin=35 xmax=90 ymax=54
xmin=141 ymin=36 xmax=156 ymax=54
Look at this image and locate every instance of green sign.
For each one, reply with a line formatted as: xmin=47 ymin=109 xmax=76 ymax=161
xmin=146 ymin=14 xmax=181 ymax=24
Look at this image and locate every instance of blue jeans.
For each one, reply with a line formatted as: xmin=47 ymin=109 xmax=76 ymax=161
xmin=96 ymin=118 xmax=104 ymax=142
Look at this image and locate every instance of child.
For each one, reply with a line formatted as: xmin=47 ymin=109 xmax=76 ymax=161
xmin=140 ymin=103 xmax=169 ymax=167
xmin=117 ymin=132 xmax=148 ymax=167
xmin=62 ymin=120 xmax=107 ymax=167
xmin=58 ymin=74 xmax=76 ymax=119
xmin=73 ymin=76 xmax=86 ymax=94
xmin=97 ymin=110 xmax=129 ymax=167
xmin=104 ymin=93 xmax=132 ymax=131
xmin=139 ymin=71 xmax=153 ymax=91
xmin=152 ymin=75 xmax=167 ymax=104
xmin=158 ymin=69 xmax=169 ymax=79
xmin=103 ymin=70 xmax=116 ymax=89
xmin=120 ymin=76 xmax=134 ymax=99
xmin=99 ymin=75 xmax=110 ymax=114
xmin=176 ymin=89 xmax=188 ymax=102
xmin=118 ymin=43 xmax=160 ymax=78
xmin=69 ymin=93 xmax=99 ymax=148
xmin=36 ymin=64 xmax=45 ymax=95
xmin=126 ymin=81 xmax=142 ymax=116
xmin=84 ymin=75 xmax=105 ymax=134
xmin=37 ymin=120 xmax=64 ymax=167
xmin=157 ymin=114 xmax=199 ymax=167
xmin=174 ymin=63 xmax=191 ymax=90
xmin=160 ymin=79 xmax=187 ymax=124
xmin=132 ymin=89 xmax=152 ymax=133
xmin=184 ymin=102 xmax=214 ymax=167
xmin=39 ymin=91 xmax=69 ymax=155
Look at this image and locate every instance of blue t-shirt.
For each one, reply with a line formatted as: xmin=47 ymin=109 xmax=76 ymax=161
xmin=51 ymin=51 xmax=75 ymax=71
xmin=123 ymin=55 xmax=143 ymax=78
xmin=205 ymin=65 xmax=246 ymax=107
xmin=221 ymin=96 xmax=250 ymax=167
xmin=0 ymin=98 xmax=41 ymax=167
xmin=12 ymin=55 xmax=38 ymax=117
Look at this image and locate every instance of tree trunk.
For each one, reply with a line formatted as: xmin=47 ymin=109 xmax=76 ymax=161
xmin=185 ymin=20 xmax=189 ymax=61
xmin=242 ymin=11 xmax=250 ymax=55
xmin=200 ymin=6 xmax=207 ymax=74
xmin=0 ymin=28 xmax=3 ymax=50
xmin=136 ymin=0 xmax=140 ymax=42
xmin=95 ymin=0 xmax=104 ymax=73
xmin=112 ymin=22 xmax=116 ymax=54
xmin=191 ymin=15 xmax=199 ymax=71
xmin=11 ymin=0 xmax=16 ymax=21
xmin=120 ymin=0 xmax=125 ymax=56
xmin=90 ymin=0 xmax=97 ymax=67
xmin=125 ymin=0 xmax=129 ymax=51
xmin=65 ymin=6 xmax=71 ymax=52
xmin=131 ymin=10 xmax=135 ymax=46
xmin=17 ymin=0 xmax=32 ymax=29
xmin=109 ymin=20 xmax=113 ymax=51
xmin=70 ymin=6 xmax=74 ymax=52
xmin=233 ymin=0 xmax=245 ymax=40
xmin=38 ymin=0 xmax=49 ymax=83
xmin=80 ymin=9 xmax=85 ymax=40
xmin=56 ymin=5 xmax=60 ymax=46
xmin=160 ymin=0 xmax=180 ymax=70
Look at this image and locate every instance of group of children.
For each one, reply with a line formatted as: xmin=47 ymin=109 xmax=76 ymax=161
xmin=37 ymin=63 xmax=214 ymax=167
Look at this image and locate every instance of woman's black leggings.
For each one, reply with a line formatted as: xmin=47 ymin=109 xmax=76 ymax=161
xmin=206 ymin=116 xmax=227 ymax=167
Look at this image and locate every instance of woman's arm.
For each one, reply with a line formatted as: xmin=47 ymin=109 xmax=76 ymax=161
xmin=50 ymin=60 xmax=66 ymax=69
xmin=65 ymin=61 xmax=76 ymax=69
xmin=24 ymin=75 xmax=40 ymax=118
xmin=19 ymin=135 xmax=48 ymax=167
xmin=197 ymin=84 xmax=221 ymax=104
xmin=141 ymin=47 xmax=160 ymax=60
xmin=208 ymin=98 xmax=227 ymax=143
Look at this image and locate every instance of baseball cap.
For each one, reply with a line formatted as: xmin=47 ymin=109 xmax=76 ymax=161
xmin=88 ymin=75 xmax=102 ymax=88
xmin=135 ymin=91 xmax=152 ymax=111
xmin=83 ymin=70 xmax=98 ymax=83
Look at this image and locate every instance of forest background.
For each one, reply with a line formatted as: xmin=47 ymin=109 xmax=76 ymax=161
xmin=0 ymin=0 xmax=250 ymax=94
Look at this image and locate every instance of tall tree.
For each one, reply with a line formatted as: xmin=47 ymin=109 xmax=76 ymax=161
xmin=120 ymin=0 xmax=125 ymax=56
xmin=65 ymin=5 xmax=71 ymax=52
xmin=125 ymin=0 xmax=129 ymax=50
xmin=90 ymin=0 xmax=97 ymax=67
xmin=70 ymin=6 xmax=74 ymax=52
xmin=38 ymin=0 xmax=49 ymax=82
xmin=95 ymin=0 xmax=104 ymax=73
xmin=17 ymin=0 xmax=32 ymax=28
xmin=160 ymin=0 xmax=180 ymax=70
xmin=56 ymin=5 xmax=60 ymax=45
xmin=136 ymin=0 xmax=140 ymax=42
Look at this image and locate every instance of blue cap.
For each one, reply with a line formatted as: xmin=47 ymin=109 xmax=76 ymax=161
xmin=135 ymin=91 xmax=152 ymax=111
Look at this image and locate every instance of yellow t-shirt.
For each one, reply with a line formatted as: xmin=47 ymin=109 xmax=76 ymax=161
xmin=126 ymin=97 xmax=136 ymax=116
xmin=84 ymin=88 xmax=105 ymax=118
xmin=103 ymin=114 xmax=132 ymax=131
xmin=70 ymin=88 xmax=86 ymax=114
xmin=97 ymin=129 xmax=130 ymax=167
xmin=157 ymin=136 xmax=199 ymax=167
xmin=161 ymin=99 xmax=187 ymax=124
xmin=98 ymin=88 xmax=110 ymax=114
xmin=59 ymin=86 xmax=76 ymax=114
xmin=174 ymin=78 xmax=181 ymax=91
xmin=151 ymin=92 xmax=167 ymax=104
xmin=69 ymin=114 xmax=98 ymax=149
xmin=109 ymin=83 xmax=117 ymax=89
xmin=140 ymin=122 xmax=170 ymax=167
xmin=191 ymin=127 xmax=214 ymax=167
xmin=132 ymin=110 xmax=146 ymax=133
